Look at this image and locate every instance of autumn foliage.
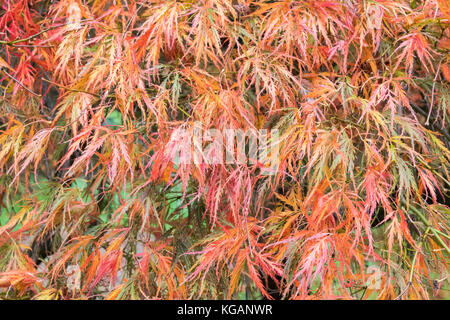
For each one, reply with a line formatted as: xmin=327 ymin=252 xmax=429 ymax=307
xmin=0 ymin=0 xmax=449 ymax=300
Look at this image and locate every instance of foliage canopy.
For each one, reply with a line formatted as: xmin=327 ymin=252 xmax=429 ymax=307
xmin=0 ymin=0 xmax=449 ymax=299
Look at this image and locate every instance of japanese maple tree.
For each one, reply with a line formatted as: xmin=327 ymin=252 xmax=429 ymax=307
xmin=0 ymin=0 xmax=449 ymax=300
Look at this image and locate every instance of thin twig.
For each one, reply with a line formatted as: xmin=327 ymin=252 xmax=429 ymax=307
xmin=426 ymin=60 xmax=442 ymax=126
xmin=41 ymin=78 xmax=100 ymax=98
xmin=1 ymin=68 xmax=41 ymax=97
xmin=0 ymin=19 xmax=94 ymax=46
